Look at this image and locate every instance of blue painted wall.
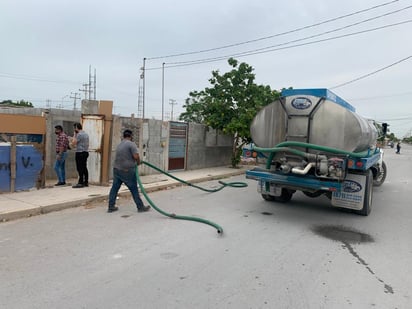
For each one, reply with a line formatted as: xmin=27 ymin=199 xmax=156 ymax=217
xmin=0 ymin=144 xmax=43 ymax=192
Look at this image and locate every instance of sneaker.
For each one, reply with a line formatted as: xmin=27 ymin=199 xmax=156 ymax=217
xmin=84 ymin=183 xmax=89 ymax=187
xmin=138 ymin=205 xmax=151 ymax=213
xmin=55 ymin=182 xmax=66 ymax=186
xmin=72 ymin=184 xmax=84 ymax=188
xmin=107 ymin=207 xmax=119 ymax=213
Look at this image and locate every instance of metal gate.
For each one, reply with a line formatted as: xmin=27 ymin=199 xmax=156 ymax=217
xmin=82 ymin=115 xmax=104 ymax=184
xmin=168 ymin=122 xmax=187 ymax=171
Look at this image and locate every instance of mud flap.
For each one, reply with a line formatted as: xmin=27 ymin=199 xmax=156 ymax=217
xmin=331 ymin=173 xmax=366 ymax=211
xmin=257 ymin=180 xmax=282 ymax=196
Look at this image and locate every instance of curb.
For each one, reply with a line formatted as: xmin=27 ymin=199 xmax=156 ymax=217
xmin=0 ymin=169 xmax=247 ymax=223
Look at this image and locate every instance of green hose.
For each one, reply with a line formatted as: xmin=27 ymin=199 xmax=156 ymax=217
xmin=136 ymin=161 xmax=248 ymax=234
xmin=254 ymin=141 xmax=379 ymax=169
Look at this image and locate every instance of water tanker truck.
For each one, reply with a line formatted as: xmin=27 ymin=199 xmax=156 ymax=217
xmin=245 ymin=88 xmax=387 ymax=215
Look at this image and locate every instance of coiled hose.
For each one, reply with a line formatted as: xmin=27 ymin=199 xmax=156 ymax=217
xmin=136 ymin=161 xmax=248 ymax=234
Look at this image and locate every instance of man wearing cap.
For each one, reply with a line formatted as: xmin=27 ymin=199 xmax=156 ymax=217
xmin=107 ymin=129 xmax=150 ymax=213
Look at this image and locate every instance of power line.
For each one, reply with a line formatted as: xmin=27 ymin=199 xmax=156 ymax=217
xmin=330 ymin=55 xmax=412 ymax=89
xmin=348 ymin=91 xmax=412 ymax=101
xmin=146 ymin=20 xmax=412 ymax=70
xmin=146 ymin=0 xmax=400 ymax=60
xmin=0 ymin=72 xmax=80 ymax=85
xmin=380 ymin=116 xmax=412 ymax=121
xmin=165 ymin=6 xmax=412 ymax=66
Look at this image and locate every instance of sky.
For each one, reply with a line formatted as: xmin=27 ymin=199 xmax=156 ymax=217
xmin=1 ymin=0 xmax=412 ymax=137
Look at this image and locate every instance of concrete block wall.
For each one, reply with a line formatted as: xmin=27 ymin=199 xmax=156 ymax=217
xmin=1 ymin=107 xmax=234 ymax=182
xmin=46 ymin=110 xmax=81 ymax=180
xmin=140 ymin=119 xmax=168 ymax=175
xmin=186 ymin=123 xmax=232 ymax=170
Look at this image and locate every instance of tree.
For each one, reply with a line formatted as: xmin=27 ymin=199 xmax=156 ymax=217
xmin=0 ymin=99 xmax=33 ymax=107
xmin=179 ymin=58 xmax=280 ymax=167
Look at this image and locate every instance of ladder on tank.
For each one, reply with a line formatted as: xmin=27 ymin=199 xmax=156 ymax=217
xmin=281 ymin=96 xmax=326 ymax=145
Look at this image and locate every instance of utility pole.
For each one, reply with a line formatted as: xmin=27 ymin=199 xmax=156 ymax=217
xmin=142 ymin=58 xmax=146 ymax=119
xmin=79 ymin=83 xmax=89 ymax=100
xmin=70 ymin=92 xmax=81 ymax=110
xmin=138 ymin=63 xmax=144 ymax=118
xmin=46 ymin=99 xmax=51 ymax=108
xmin=60 ymin=95 xmax=69 ymax=109
xmin=79 ymin=65 xmax=97 ymax=101
xmin=93 ymin=67 xmax=96 ymax=100
xmin=88 ymin=65 xmax=96 ymax=100
xmin=162 ymin=62 xmax=165 ymax=122
xmin=164 ymin=111 xmax=170 ymax=121
xmin=169 ymin=99 xmax=177 ymax=121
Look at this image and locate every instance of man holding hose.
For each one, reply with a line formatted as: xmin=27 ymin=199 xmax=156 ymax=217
xmin=107 ymin=129 xmax=150 ymax=213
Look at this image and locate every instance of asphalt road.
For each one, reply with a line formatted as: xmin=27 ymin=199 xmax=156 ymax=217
xmin=1 ymin=144 xmax=411 ymax=309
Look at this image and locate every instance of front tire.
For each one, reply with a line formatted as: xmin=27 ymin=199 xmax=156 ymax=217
xmin=373 ymin=161 xmax=387 ymax=187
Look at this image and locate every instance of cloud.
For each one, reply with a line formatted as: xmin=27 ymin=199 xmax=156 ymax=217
xmin=1 ymin=0 xmax=411 ymax=136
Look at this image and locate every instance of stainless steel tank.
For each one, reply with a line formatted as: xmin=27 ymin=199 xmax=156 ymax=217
xmin=250 ymin=89 xmax=377 ymax=152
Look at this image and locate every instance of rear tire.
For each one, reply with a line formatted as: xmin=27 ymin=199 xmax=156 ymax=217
xmin=273 ymin=189 xmax=294 ymax=203
xmin=303 ymin=191 xmax=323 ymax=198
xmin=353 ymin=170 xmax=373 ymax=216
xmin=261 ymin=194 xmax=275 ymax=201
xmin=261 ymin=189 xmax=294 ymax=203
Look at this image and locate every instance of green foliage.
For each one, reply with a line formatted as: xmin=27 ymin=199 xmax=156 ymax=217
xmin=0 ymin=99 xmax=33 ymax=107
xmin=402 ymin=136 xmax=412 ymax=143
xmin=179 ymin=58 xmax=280 ymax=167
xmin=386 ymin=132 xmax=396 ymax=141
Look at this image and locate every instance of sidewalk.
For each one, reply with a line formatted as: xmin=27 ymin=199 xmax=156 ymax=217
xmin=0 ymin=165 xmax=249 ymax=222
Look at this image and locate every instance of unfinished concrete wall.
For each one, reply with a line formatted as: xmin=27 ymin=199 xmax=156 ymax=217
xmin=140 ymin=119 xmax=168 ymax=175
xmin=186 ymin=123 xmax=232 ymax=170
xmin=43 ymin=109 xmax=81 ymax=180
xmin=110 ymin=117 xmax=168 ymax=176
xmin=109 ymin=116 xmax=140 ymax=178
xmin=1 ymin=107 xmax=235 ymax=183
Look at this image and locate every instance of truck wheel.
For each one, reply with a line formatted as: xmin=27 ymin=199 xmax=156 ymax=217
xmin=261 ymin=194 xmax=275 ymax=201
xmin=373 ymin=161 xmax=387 ymax=187
xmin=273 ymin=189 xmax=294 ymax=203
xmin=354 ymin=170 xmax=373 ymax=216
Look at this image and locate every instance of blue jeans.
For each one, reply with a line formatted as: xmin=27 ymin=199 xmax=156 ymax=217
xmin=108 ymin=167 xmax=145 ymax=210
xmin=54 ymin=152 xmax=68 ymax=183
